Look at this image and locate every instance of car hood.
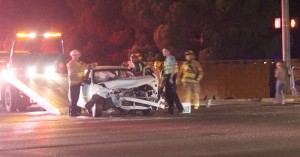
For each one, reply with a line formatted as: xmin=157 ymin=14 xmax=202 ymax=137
xmin=102 ymin=75 xmax=156 ymax=89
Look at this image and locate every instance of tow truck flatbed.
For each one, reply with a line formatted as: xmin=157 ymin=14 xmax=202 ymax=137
xmin=4 ymin=74 xmax=69 ymax=115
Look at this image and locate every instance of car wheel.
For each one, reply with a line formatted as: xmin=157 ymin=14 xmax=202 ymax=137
xmin=92 ymin=103 xmax=102 ymax=117
xmin=4 ymin=86 xmax=17 ymax=112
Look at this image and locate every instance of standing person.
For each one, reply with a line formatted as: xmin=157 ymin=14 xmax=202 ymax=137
xmin=154 ymin=61 xmax=165 ymax=99
xmin=178 ymin=50 xmax=204 ymax=109
xmin=274 ymin=61 xmax=287 ymax=105
xmin=67 ymin=49 xmax=97 ymax=117
xmin=162 ymin=48 xmax=184 ymax=114
xmin=154 ymin=61 xmax=164 ymax=86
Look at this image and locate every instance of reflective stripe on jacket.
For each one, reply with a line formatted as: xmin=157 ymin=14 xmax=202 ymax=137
xmin=67 ymin=60 xmax=88 ymax=86
xmin=164 ymin=55 xmax=178 ymax=75
xmin=179 ymin=60 xmax=203 ymax=83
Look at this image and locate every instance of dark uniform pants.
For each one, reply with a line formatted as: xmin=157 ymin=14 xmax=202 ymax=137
xmin=164 ymin=74 xmax=184 ymax=113
xmin=69 ymin=84 xmax=82 ymax=116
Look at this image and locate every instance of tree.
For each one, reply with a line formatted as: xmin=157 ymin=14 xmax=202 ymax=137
xmin=0 ymin=0 xmax=282 ymax=63
xmin=64 ymin=0 xmax=134 ymax=64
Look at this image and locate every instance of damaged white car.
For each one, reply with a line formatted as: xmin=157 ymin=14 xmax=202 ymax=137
xmin=77 ymin=66 xmax=165 ymax=117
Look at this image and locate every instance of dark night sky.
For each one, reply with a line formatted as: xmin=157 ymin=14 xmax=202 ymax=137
xmin=290 ymin=0 xmax=300 ymax=17
xmin=289 ymin=0 xmax=300 ymax=58
xmin=0 ymin=0 xmax=300 ymax=58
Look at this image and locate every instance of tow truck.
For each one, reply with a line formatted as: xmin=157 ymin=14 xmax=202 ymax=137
xmin=0 ymin=32 xmax=69 ymax=114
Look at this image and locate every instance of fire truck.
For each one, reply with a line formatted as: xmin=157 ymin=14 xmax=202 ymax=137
xmin=0 ymin=32 xmax=68 ymax=114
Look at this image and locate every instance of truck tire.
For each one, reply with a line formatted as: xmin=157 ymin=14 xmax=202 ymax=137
xmin=4 ymin=86 xmax=17 ymax=112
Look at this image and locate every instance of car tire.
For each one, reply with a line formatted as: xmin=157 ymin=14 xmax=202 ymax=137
xmin=92 ymin=103 xmax=103 ymax=117
xmin=142 ymin=107 xmax=157 ymax=116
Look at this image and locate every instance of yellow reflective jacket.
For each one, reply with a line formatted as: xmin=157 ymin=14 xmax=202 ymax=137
xmin=179 ymin=60 xmax=204 ymax=83
xmin=67 ymin=60 xmax=89 ymax=86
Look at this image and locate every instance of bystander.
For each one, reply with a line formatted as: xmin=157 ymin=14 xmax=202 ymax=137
xmin=274 ymin=61 xmax=287 ymax=105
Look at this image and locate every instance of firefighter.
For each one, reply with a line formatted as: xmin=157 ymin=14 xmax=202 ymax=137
xmin=178 ymin=50 xmax=204 ymax=110
xmin=154 ymin=61 xmax=165 ymax=99
xmin=67 ymin=49 xmax=97 ymax=117
xmin=154 ymin=61 xmax=164 ymax=83
xmin=130 ymin=53 xmax=145 ymax=76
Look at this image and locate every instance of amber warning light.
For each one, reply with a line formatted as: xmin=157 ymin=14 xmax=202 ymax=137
xmin=43 ymin=32 xmax=61 ymax=38
xmin=16 ymin=32 xmax=61 ymax=38
xmin=17 ymin=32 xmax=37 ymax=38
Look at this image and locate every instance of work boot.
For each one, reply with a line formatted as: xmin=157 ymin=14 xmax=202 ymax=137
xmin=207 ymin=99 xmax=212 ymax=108
xmin=106 ymin=108 xmax=114 ymax=114
xmin=69 ymin=106 xmax=80 ymax=117
xmin=178 ymin=108 xmax=184 ymax=114
xmin=194 ymin=106 xmax=199 ymax=110
xmin=85 ymin=108 xmax=92 ymax=115
xmin=164 ymin=111 xmax=175 ymax=115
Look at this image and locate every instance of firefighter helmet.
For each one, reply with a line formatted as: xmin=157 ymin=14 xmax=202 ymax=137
xmin=130 ymin=52 xmax=142 ymax=60
xmin=154 ymin=61 xmax=163 ymax=69
xmin=130 ymin=53 xmax=138 ymax=61
xmin=70 ymin=49 xmax=81 ymax=56
xmin=185 ymin=50 xmax=194 ymax=56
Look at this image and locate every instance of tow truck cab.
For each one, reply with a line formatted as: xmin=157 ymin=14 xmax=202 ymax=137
xmin=0 ymin=32 xmax=66 ymax=112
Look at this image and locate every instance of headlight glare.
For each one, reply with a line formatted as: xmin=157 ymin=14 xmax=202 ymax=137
xmin=44 ymin=66 xmax=56 ymax=75
xmin=27 ymin=67 xmax=37 ymax=77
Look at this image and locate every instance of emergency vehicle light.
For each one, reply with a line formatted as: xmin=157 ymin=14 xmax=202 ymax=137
xmin=27 ymin=67 xmax=37 ymax=77
xmin=43 ymin=32 xmax=61 ymax=38
xmin=16 ymin=32 xmax=61 ymax=38
xmin=17 ymin=33 xmax=37 ymax=38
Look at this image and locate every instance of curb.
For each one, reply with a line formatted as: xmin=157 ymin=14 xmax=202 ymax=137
xmin=199 ymin=97 xmax=300 ymax=106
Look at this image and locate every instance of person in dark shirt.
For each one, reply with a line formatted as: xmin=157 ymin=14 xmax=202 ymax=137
xmin=274 ymin=61 xmax=287 ymax=105
xmin=130 ymin=54 xmax=145 ymax=76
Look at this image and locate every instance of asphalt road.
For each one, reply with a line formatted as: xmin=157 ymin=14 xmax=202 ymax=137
xmin=1 ymin=102 xmax=300 ymax=157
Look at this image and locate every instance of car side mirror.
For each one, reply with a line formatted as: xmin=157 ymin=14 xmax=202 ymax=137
xmin=83 ymin=78 xmax=91 ymax=84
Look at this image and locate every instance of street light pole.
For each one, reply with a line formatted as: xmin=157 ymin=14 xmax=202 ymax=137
xmin=281 ymin=0 xmax=292 ymax=92
xmin=281 ymin=0 xmax=291 ymax=69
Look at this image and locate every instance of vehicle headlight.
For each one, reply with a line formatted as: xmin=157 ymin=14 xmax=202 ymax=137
xmin=44 ymin=66 xmax=56 ymax=75
xmin=27 ymin=67 xmax=37 ymax=77
xmin=1 ymin=69 xmax=15 ymax=79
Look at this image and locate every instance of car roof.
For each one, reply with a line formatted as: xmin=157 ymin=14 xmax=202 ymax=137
xmin=93 ymin=66 xmax=130 ymax=70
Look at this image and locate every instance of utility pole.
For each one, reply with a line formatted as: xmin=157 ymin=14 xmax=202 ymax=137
xmin=281 ymin=0 xmax=292 ymax=92
xmin=281 ymin=0 xmax=291 ymax=69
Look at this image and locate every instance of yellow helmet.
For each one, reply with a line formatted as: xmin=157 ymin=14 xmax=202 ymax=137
xmin=130 ymin=52 xmax=142 ymax=61
xmin=184 ymin=50 xmax=194 ymax=56
xmin=154 ymin=61 xmax=163 ymax=69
